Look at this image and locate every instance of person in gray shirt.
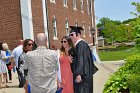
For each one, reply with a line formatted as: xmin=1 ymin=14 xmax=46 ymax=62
xmin=23 ymin=33 xmax=58 ymax=93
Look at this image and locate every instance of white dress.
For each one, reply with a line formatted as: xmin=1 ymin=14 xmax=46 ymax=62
xmin=0 ymin=50 xmax=8 ymax=74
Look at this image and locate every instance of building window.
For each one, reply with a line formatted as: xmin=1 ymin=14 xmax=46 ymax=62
xmin=75 ymin=22 xmax=78 ymax=27
xmin=50 ymin=0 xmax=55 ymax=3
xmin=52 ymin=15 xmax=58 ymax=40
xmin=86 ymin=0 xmax=89 ymax=14
xmin=83 ymin=22 xmax=86 ymax=37
xmin=65 ymin=18 xmax=69 ymax=36
xmin=75 ymin=19 xmax=78 ymax=27
xmin=81 ymin=0 xmax=84 ymax=12
xmin=89 ymin=25 xmax=91 ymax=37
xmin=64 ymin=0 xmax=67 ymax=7
xmin=73 ymin=0 xmax=77 ymax=10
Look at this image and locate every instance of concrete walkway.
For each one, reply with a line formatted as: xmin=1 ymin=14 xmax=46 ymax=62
xmin=0 ymin=73 xmax=24 ymax=93
xmin=0 ymin=60 xmax=125 ymax=93
xmin=93 ymin=60 xmax=125 ymax=93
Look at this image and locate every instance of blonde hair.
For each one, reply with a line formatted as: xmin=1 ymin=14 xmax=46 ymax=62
xmin=2 ymin=43 xmax=9 ymax=50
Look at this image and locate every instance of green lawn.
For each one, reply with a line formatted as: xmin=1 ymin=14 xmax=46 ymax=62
xmin=99 ymin=50 xmax=136 ymax=61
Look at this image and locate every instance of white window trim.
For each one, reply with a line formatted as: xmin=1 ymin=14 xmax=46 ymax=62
xmin=73 ymin=0 xmax=77 ymax=10
xmin=87 ymin=0 xmax=89 ymax=15
xmin=50 ymin=0 xmax=56 ymax=3
xmin=52 ymin=16 xmax=58 ymax=40
xmin=65 ymin=18 xmax=69 ymax=36
xmin=89 ymin=25 xmax=92 ymax=37
xmin=63 ymin=0 xmax=68 ymax=7
xmin=82 ymin=23 xmax=86 ymax=37
xmin=81 ymin=0 xmax=84 ymax=12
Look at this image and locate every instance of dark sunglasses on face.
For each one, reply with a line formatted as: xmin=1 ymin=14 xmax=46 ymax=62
xmin=69 ymin=34 xmax=74 ymax=36
xmin=27 ymin=43 xmax=33 ymax=46
xmin=61 ymin=41 xmax=67 ymax=43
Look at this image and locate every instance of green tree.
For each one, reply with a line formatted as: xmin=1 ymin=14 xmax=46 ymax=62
xmin=102 ymin=21 xmax=117 ymax=43
xmin=131 ymin=2 xmax=140 ymax=17
xmin=97 ymin=1 xmax=140 ymax=44
xmin=130 ymin=2 xmax=140 ymax=49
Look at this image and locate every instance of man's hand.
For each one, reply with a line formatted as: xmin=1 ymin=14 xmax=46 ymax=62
xmin=75 ymin=75 xmax=82 ymax=83
xmin=11 ymin=57 xmax=16 ymax=66
xmin=24 ymin=81 xmax=28 ymax=93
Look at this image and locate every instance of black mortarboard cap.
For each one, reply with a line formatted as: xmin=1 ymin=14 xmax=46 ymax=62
xmin=69 ymin=26 xmax=84 ymax=34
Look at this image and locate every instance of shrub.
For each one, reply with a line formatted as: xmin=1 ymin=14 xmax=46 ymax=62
xmin=103 ymin=54 xmax=140 ymax=93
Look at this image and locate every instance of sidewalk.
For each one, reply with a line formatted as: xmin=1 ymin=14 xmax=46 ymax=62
xmin=93 ymin=60 xmax=125 ymax=93
xmin=0 ymin=61 xmax=124 ymax=93
xmin=0 ymin=72 xmax=24 ymax=93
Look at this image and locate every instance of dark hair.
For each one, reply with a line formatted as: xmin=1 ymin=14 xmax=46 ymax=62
xmin=0 ymin=43 xmax=3 ymax=50
xmin=60 ymin=36 xmax=74 ymax=53
xmin=32 ymin=42 xmax=37 ymax=50
xmin=23 ymin=39 xmax=33 ymax=53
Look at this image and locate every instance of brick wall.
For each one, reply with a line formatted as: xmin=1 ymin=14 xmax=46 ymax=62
xmin=31 ymin=0 xmax=44 ymax=38
xmin=47 ymin=0 xmax=93 ymax=49
xmin=0 ymin=0 xmax=93 ymax=50
xmin=0 ymin=0 xmax=23 ymax=50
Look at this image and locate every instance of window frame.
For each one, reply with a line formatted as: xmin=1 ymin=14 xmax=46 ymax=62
xmin=65 ymin=18 xmax=69 ymax=36
xmin=52 ymin=16 xmax=58 ymax=40
xmin=63 ymin=0 xmax=68 ymax=7
xmin=86 ymin=0 xmax=89 ymax=14
xmin=89 ymin=25 xmax=92 ymax=37
xmin=81 ymin=0 xmax=84 ymax=12
xmin=82 ymin=22 xmax=86 ymax=37
xmin=73 ymin=0 xmax=77 ymax=10
xmin=50 ymin=0 xmax=56 ymax=3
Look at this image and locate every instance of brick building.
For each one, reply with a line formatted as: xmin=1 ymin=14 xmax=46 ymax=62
xmin=0 ymin=0 xmax=95 ymax=50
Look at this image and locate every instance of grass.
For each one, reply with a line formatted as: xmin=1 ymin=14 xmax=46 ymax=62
xmin=99 ymin=49 xmax=136 ymax=61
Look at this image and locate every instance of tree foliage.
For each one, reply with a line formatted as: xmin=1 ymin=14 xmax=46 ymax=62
xmin=97 ymin=2 xmax=140 ymax=44
xmin=97 ymin=17 xmax=133 ymax=43
xmin=131 ymin=2 xmax=140 ymax=18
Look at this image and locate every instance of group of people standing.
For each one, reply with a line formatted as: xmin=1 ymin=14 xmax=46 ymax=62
xmin=0 ymin=26 xmax=97 ymax=93
xmin=0 ymin=39 xmax=36 ymax=89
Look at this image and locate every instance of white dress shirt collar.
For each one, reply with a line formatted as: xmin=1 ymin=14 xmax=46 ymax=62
xmin=75 ymin=39 xmax=83 ymax=46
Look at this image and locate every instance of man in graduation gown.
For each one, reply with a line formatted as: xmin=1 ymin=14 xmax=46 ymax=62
xmin=69 ymin=26 xmax=98 ymax=93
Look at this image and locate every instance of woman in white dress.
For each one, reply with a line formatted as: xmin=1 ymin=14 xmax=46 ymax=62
xmin=0 ymin=43 xmax=8 ymax=88
xmin=2 ymin=43 xmax=12 ymax=83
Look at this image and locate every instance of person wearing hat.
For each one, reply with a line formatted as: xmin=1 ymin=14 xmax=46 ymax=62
xmin=69 ymin=26 xmax=98 ymax=93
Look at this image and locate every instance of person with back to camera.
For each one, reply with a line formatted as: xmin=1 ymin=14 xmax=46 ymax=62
xmin=23 ymin=33 xmax=58 ymax=93
xmin=69 ymin=26 xmax=98 ymax=93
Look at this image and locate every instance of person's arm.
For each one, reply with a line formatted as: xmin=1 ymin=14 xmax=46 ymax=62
xmin=1 ymin=51 xmax=8 ymax=61
xmin=23 ymin=54 xmax=29 ymax=79
xmin=56 ymin=50 xmax=62 ymax=82
xmin=10 ymin=50 xmax=16 ymax=66
xmin=11 ymin=57 xmax=16 ymax=66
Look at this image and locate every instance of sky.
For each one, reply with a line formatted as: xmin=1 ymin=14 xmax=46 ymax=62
xmin=94 ymin=0 xmax=139 ymax=23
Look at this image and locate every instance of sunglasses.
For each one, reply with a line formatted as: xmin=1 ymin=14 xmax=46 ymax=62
xmin=69 ymin=33 xmax=75 ymax=36
xmin=61 ymin=41 xmax=67 ymax=43
xmin=69 ymin=33 xmax=76 ymax=36
xmin=27 ymin=43 xmax=33 ymax=46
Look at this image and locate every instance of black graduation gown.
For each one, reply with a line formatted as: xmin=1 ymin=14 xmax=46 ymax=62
xmin=72 ymin=40 xmax=95 ymax=93
xmin=68 ymin=47 xmax=77 ymax=73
